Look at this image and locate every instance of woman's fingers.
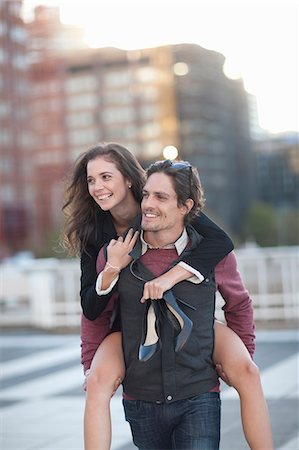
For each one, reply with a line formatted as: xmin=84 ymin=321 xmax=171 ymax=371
xmin=124 ymin=228 xmax=137 ymax=244
xmin=107 ymin=229 xmax=138 ymax=269
xmin=129 ymin=230 xmax=139 ymax=249
xmin=123 ymin=228 xmax=134 ymax=245
xmin=123 ymin=229 xmax=139 ymax=250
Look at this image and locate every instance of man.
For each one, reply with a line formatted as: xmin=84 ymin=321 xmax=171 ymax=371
xmin=100 ymin=159 xmax=222 ymax=449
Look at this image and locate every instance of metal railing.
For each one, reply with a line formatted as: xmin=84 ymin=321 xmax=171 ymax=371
xmin=1 ymin=247 xmax=298 ymax=329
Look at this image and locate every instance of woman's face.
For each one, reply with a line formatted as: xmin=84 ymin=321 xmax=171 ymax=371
xmin=87 ymin=156 xmax=131 ymax=212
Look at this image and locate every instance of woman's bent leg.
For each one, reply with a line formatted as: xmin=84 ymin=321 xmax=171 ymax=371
xmin=213 ymin=321 xmax=273 ymax=450
xmin=84 ymin=331 xmax=125 ymax=450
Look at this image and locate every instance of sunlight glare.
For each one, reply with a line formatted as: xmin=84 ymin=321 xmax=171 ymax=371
xmin=22 ymin=0 xmax=298 ymax=133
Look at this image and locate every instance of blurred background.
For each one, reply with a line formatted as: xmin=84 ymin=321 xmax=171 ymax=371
xmin=1 ymin=0 xmax=299 ymax=257
xmin=0 ymin=1 xmax=298 ymax=448
xmin=0 ymin=0 xmax=298 ymax=328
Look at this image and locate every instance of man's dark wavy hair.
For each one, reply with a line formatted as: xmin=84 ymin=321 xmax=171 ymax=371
xmin=146 ymin=159 xmax=205 ymax=224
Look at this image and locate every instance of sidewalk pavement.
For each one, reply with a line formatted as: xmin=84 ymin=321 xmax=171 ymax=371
xmin=1 ymin=329 xmax=298 ymax=450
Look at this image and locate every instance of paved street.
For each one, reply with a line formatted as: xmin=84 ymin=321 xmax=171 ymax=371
xmin=0 ymin=329 xmax=298 ymax=450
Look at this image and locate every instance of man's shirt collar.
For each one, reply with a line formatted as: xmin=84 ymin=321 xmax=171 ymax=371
xmin=140 ymin=228 xmax=188 ymax=256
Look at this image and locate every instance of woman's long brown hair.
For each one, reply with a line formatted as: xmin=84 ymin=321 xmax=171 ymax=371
xmin=62 ymin=142 xmax=145 ymax=254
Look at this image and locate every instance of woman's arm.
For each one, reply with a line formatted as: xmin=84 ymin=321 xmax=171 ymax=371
xmin=182 ymin=212 xmax=234 ymax=278
xmin=82 ymin=229 xmax=138 ymax=320
xmin=141 ymin=212 xmax=233 ymax=301
xmin=139 ymin=213 xmax=233 ymax=301
xmin=80 ymin=242 xmax=114 ymax=320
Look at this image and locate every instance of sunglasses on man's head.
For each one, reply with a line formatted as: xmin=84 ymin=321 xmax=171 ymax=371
xmin=166 ymin=160 xmax=193 ymax=197
xmin=149 ymin=160 xmax=193 ymax=197
xmin=167 ymin=160 xmax=191 ymax=170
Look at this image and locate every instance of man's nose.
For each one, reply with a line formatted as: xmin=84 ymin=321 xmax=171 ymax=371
xmin=142 ymin=196 xmax=154 ymax=208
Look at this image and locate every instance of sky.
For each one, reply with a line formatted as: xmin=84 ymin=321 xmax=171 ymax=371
xmin=22 ymin=0 xmax=298 ymax=134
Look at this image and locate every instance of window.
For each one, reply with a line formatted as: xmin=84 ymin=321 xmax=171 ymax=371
xmin=104 ymin=70 xmax=131 ymax=87
xmin=68 ymin=128 xmax=98 ymax=146
xmin=136 ymin=67 xmax=158 ymax=83
xmin=67 ymin=94 xmax=98 ymax=110
xmin=66 ymin=74 xmax=97 ymax=93
xmin=102 ymin=106 xmax=135 ymax=123
xmin=103 ymin=90 xmax=133 ymax=105
xmin=10 ymin=26 xmax=26 ymax=43
xmin=66 ymin=112 xmax=95 ymax=128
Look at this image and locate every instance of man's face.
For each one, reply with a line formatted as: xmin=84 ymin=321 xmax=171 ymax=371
xmin=141 ymin=172 xmax=186 ymax=234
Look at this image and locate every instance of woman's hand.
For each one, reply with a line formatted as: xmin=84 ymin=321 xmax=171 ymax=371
xmin=106 ymin=228 xmax=139 ymax=271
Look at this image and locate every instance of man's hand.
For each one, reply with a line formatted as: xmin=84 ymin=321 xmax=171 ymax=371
xmin=140 ymin=275 xmax=173 ymax=303
xmin=106 ymin=228 xmax=139 ymax=271
xmin=140 ymin=265 xmax=192 ymax=303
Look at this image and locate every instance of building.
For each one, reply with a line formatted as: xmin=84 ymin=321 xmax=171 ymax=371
xmin=172 ymin=44 xmax=253 ymax=231
xmin=0 ymin=0 xmax=34 ymax=256
xmin=247 ymin=92 xmax=267 ymax=141
xmin=255 ymin=132 xmax=299 ymax=209
xmin=1 ymin=3 xmax=254 ymax=254
xmin=26 ymin=5 xmax=87 ymax=63
xmin=28 ymin=43 xmax=253 ymax=242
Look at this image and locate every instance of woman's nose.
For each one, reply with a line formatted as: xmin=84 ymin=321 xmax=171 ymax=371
xmin=94 ymin=179 xmax=104 ymax=190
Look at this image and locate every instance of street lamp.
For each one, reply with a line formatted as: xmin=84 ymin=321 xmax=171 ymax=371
xmin=162 ymin=145 xmax=179 ymax=160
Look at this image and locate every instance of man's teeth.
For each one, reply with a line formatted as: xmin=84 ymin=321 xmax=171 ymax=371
xmin=145 ymin=213 xmax=157 ymax=217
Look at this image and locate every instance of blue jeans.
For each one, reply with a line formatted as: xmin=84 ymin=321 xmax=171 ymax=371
xmin=123 ymin=392 xmax=221 ymax=450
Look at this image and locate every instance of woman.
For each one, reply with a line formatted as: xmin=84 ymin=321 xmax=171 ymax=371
xmin=62 ymin=142 xmax=273 ymax=450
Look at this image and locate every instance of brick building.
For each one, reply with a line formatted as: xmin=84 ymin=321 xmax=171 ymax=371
xmin=1 ymin=3 xmax=254 ymax=255
xmin=0 ymin=0 xmax=34 ymax=256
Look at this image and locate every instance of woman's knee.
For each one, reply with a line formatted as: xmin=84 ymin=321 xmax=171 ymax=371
xmin=239 ymin=359 xmax=260 ymax=379
xmin=86 ymin=367 xmax=123 ymax=397
xmin=229 ymin=359 xmax=261 ymax=389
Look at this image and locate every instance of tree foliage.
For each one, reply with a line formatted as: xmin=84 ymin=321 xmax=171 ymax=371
xmin=242 ymin=202 xmax=299 ymax=246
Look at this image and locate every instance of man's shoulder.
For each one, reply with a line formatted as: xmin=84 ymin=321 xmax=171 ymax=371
xmin=215 ymin=251 xmax=237 ymax=274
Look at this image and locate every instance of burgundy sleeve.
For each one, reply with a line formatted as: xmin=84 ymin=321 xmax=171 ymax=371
xmin=184 ymin=212 xmax=234 ymax=278
xmin=215 ymin=251 xmax=256 ymax=357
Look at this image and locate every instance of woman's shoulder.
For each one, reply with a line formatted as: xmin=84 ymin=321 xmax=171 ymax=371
xmin=92 ymin=209 xmax=115 ymax=240
xmin=81 ymin=210 xmax=114 ymax=255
